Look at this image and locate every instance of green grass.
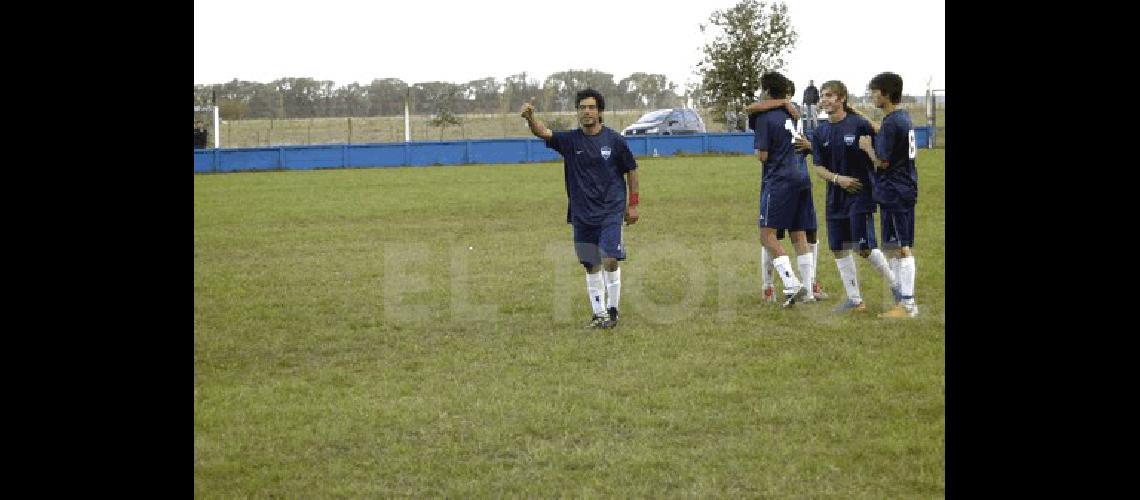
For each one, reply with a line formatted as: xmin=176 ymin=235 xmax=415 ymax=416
xmin=195 ymin=149 xmax=945 ymax=496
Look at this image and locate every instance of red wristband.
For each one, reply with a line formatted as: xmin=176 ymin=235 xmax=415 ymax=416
xmin=629 ymin=192 xmax=639 ymax=206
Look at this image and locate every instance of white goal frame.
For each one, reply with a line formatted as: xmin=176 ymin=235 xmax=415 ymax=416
xmin=194 ymin=105 xmax=220 ymax=148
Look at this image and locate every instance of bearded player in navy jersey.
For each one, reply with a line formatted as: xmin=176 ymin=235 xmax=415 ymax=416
xmin=521 ymin=89 xmax=639 ymax=329
xmin=858 ymin=72 xmax=919 ymax=318
xmin=804 ymin=80 xmax=901 ymax=313
xmin=753 ymin=72 xmax=812 ymax=307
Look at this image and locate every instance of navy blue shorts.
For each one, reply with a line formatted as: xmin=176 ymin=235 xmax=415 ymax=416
xmin=880 ymin=207 xmax=915 ymax=248
xmin=826 ymin=212 xmax=879 ymax=252
xmin=573 ymin=222 xmax=626 ymax=268
xmin=759 ymin=185 xmax=814 ymax=231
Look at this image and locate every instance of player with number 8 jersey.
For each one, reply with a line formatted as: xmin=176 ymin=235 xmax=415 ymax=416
xmin=870 ymin=103 xmax=918 ymax=216
xmin=859 ymin=71 xmax=919 ymax=318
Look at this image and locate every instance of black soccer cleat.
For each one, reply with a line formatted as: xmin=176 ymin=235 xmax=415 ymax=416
xmin=607 ymin=307 xmax=619 ymax=328
xmin=781 ymin=285 xmax=808 ymax=308
xmin=586 ymin=313 xmax=612 ymax=329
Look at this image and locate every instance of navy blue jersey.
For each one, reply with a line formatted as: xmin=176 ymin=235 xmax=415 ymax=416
xmin=872 ymin=109 xmax=919 ymax=208
xmin=754 ymin=108 xmax=809 ymax=191
xmin=545 ymin=127 xmax=638 ymax=225
xmin=812 ymin=113 xmax=877 ymax=219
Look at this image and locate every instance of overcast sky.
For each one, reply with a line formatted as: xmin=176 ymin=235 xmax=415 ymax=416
xmin=194 ymin=0 xmax=945 ymax=98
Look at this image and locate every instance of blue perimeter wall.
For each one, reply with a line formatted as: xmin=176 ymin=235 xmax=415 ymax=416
xmin=194 ymin=128 xmax=933 ymax=173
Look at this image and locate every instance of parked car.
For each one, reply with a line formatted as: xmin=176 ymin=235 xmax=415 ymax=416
xmin=621 ymin=108 xmax=706 ymax=136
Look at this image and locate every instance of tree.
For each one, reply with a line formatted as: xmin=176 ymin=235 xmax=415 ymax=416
xmin=367 ymin=78 xmax=409 ymax=116
xmin=617 ymin=72 xmax=681 ymax=109
xmin=335 ymin=83 xmax=371 ymax=117
xmin=542 ymin=70 xmax=618 ymax=112
xmin=247 ymin=83 xmax=282 ymax=119
xmin=695 ymin=0 xmax=797 ymax=130
xmin=462 ymin=77 xmax=501 ymax=114
xmin=501 ymin=72 xmax=542 ymax=112
xmin=419 ymin=82 xmax=463 ymax=139
xmin=273 ymin=77 xmax=323 ymax=118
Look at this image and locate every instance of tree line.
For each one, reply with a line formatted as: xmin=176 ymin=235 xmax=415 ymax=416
xmin=194 ymin=70 xmax=688 ymax=121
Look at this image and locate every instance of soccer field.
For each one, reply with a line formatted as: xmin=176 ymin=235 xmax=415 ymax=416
xmin=194 ymin=149 xmax=945 ymax=496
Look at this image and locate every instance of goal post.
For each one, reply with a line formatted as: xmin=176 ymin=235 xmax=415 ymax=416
xmin=194 ymin=105 xmax=220 ymax=148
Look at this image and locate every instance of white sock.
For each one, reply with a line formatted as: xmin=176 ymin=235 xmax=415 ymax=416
xmin=603 ymin=268 xmax=621 ymax=311
xmin=867 ymin=249 xmax=898 ymax=288
xmin=760 ymin=246 xmax=773 ymax=289
xmin=899 ymin=256 xmax=916 ymax=306
xmin=836 ymin=254 xmax=861 ymax=303
xmin=797 ymin=253 xmax=814 ymax=298
xmin=772 ymin=255 xmax=802 ymax=291
xmin=889 ymin=257 xmax=901 ymax=294
xmin=586 ymin=272 xmax=607 ymax=316
xmin=810 ymin=242 xmax=819 ymax=283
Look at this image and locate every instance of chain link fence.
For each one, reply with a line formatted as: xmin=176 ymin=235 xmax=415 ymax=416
xmin=195 ymin=97 xmax=943 ymax=149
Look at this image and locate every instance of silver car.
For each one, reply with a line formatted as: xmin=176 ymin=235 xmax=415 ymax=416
xmin=621 ymin=108 xmax=707 ymax=136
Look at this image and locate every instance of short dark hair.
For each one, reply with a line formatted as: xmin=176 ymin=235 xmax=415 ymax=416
xmin=760 ymin=72 xmax=789 ymax=99
xmin=868 ymin=72 xmax=903 ymax=104
xmin=576 ymin=88 xmax=605 ymax=111
xmin=787 ymin=79 xmax=796 ymax=99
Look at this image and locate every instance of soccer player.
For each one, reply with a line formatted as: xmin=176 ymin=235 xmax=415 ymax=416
xmin=858 ymin=72 xmax=919 ymax=318
xmin=802 ymin=80 xmax=900 ymax=312
xmin=521 ymin=89 xmax=639 ymax=329
xmin=752 ymin=72 xmax=812 ymax=306
xmin=746 ymin=78 xmax=827 ymax=304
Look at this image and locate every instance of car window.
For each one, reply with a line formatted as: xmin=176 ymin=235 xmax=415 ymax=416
xmin=635 ymin=110 xmax=673 ymax=123
xmin=668 ymin=111 xmax=683 ymax=123
xmin=684 ymin=110 xmax=699 ymax=125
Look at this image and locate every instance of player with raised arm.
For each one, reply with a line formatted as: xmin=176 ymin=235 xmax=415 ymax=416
xmin=521 ymin=89 xmax=639 ymax=329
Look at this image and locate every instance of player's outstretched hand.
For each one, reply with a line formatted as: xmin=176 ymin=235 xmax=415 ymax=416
xmin=520 ymin=98 xmax=535 ymax=120
xmin=625 ymin=205 xmax=639 ymax=225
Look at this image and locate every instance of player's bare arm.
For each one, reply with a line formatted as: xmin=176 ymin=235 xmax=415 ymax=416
xmin=520 ymin=99 xmax=553 ymax=140
xmin=814 ymin=164 xmax=862 ymax=193
xmin=857 ymin=136 xmax=888 ymax=170
xmin=746 ymin=98 xmax=799 ymax=121
xmin=624 ymin=170 xmax=639 ymax=225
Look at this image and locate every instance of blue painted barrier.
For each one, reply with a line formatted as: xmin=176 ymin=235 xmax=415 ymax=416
xmin=193 ymin=128 xmax=933 ymax=173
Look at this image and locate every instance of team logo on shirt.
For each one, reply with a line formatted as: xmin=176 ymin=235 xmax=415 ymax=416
xmin=600 ymin=146 xmax=612 ymax=160
xmin=843 ymin=134 xmax=856 ymax=146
